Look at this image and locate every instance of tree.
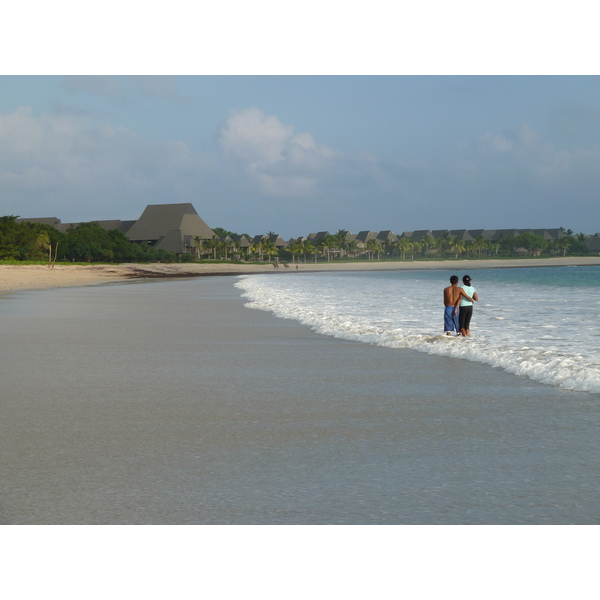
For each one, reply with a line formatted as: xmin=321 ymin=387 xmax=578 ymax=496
xmin=204 ymin=236 xmax=218 ymax=260
xmin=321 ymin=235 xmax=339 ymax=262
xmin=422 ymin=234 xmax=435 ymax=253
xmin=193 ymin=235 xmax=204 ymax=259
xmin=334 ymin=229 xmax=348 ymax=257
xmin=212 ymin=227 xmax=237 ymax=238
xmin=434 ymin=233 xmax=451 ymax=257
xmin=394 ymin=237 xmax=413 ymax=259
xmin=262 ymin=238 xmax=278 ymax=262
xmin=513 ymin=232 xmax=548 ymax=255
xmin=346 ymin=239 xmax=359 ymax=259
xmin=289 ymin=241 xmax=302 ymax=263
xmin=471 ymin=235 xmax=489 ymax=256
xmin=366 ymin=238 xmax=382 ymax=260
xmin=35 ymin=231 xmax=60 ymax=266
xmin=449 ymin=237 xmax=466 ymax=258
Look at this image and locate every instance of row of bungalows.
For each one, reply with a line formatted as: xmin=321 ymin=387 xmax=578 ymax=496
xmin=401 ymin=228 xmax=565 ymax=242
xmin=299 ymin=228 xmax=564 ymax=247
xmin=282 ymin=228 xmax=582 ymax=258
xmin=298 ymin=228 xmax=566 ymax=243
xmin=211 ymin=229 xmax=585 ymax=253
xmin=224 ymin=233 xmax=287 ymax=251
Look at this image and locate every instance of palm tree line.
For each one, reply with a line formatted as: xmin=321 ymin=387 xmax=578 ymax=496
xmin=191 ymin=233 xmax=279 ymax=263
xmin=193 ymin=227 xmax=592 ymax=264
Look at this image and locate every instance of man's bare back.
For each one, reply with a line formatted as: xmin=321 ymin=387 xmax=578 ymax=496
xmin=443 ymin=284 xmax=471 ymax=307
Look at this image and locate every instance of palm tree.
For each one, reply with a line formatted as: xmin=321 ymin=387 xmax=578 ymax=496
xmin=334 ymin=229 xmax=348 ymax=257
xmin=410 ymin=241 xmax=422 ymax=259
xmin=220 ymin=237 xmax=234 ymax=260
xmin=257 ymin=237 xmax=267 ymax=261
xmin=394 ymin=237 xmax=412 ymax=259
xmin=554 ymin=237 xmax=571 ymax=257
xmin=422 ymin=234 xmax=435 ymax=253
xmin=204 ymin=236 xmax=218 ymax=260
xmin=289 ymin=241 xmax=302 ymax=264
xmin=262 ymin=238 xmax=278 ymax=262
xmin=304 ymin=240 xmax=318 ymax=263
xmin=366 ymin=238 xmax=382 ymax=260
xmin=193 ymin=235 xmax=203 ymax=260
xmin=231 ymin=239 xmax=241 ymax=261
xmin=346 ymin=239 xmax=359 ymax=259
xmin=434 ymin=232 xmax=452 ymax=257
xmin=449 ymin=238 xmax=466 ymax=258
xmin=472 ymin=235 xmax=488 ymax=256
xmin=36 ymin=231 xmax=51 ymax=261
xmin=322 ymin=235 xmax=339 ymax=262
xmin=248 ymin=243 xmax=259 ymax=261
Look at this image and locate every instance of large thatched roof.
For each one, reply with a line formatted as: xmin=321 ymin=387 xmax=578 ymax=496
xmin=125 ymin=203 xmax=214 ymax=242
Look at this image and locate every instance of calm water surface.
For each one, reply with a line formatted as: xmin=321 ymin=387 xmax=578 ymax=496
xmin=0 ymin=276 xmax=598 ymax=524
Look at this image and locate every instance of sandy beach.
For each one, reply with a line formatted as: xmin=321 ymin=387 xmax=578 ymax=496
xmin=1 ymin=256 xmax=599 ymax=293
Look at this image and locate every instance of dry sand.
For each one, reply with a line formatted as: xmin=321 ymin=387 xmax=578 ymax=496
xmin=1 ymin=256 xmax=599 ymax=293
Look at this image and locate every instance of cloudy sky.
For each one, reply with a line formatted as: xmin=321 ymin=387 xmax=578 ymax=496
xmin=2 ymin=75 xmax=599 ymax=238
xmin=2 ymin=6 xmax=598 ymax=239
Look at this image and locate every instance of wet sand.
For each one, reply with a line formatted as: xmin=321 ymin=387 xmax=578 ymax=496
xmin=1 ymin=256 xmax=599 ymax=292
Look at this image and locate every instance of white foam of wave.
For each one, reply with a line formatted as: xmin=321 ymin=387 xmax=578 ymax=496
xmin=235 ymin=273 xmax=600 ymax=394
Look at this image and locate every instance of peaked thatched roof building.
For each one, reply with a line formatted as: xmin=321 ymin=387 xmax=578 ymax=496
xmin=355 ymin=231 xmax=377 ymax=243
xmin=376 ymin=230 xmax=398 ymax=243
xmin=125 ymin=203 xmax=214 ymax=254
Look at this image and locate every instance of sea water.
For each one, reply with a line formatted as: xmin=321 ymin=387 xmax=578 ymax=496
xmin=236 ymin=266 xmax=600 ymax=394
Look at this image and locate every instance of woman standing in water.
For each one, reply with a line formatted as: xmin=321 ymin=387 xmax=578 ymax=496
xmin=459 ymin=275 xmax=479 ymax=336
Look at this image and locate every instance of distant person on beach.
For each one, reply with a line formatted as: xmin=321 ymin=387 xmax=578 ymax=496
xmin=444 ymin=275 xmax=472 ymax=336
xmin=459 ymin=275 xmax=479 ymax=336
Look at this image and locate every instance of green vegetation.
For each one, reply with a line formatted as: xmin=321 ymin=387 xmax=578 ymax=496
xmin=1 ymin=216 xmax=594 ymax=266
xmin=283 ymin=228 xmax=594 ymax=265
xmin=0 ymin=216 xmax=177 ymax=263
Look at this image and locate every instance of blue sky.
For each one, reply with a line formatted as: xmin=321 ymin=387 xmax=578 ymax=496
xmin=2 ymin=75 xmax=599 ymax=238
xmin=2 ymin=4 xmax=599 ymax=239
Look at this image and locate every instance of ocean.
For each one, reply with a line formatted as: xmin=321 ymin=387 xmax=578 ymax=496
xmin=0 ymin=267 xmax=599 ymax=524
xmin=236 ymin=265 xmax=600 ymax=394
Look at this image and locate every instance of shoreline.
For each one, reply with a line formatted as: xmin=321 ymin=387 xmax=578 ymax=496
xmin=1 ymin=256 xmax=599 ymax=293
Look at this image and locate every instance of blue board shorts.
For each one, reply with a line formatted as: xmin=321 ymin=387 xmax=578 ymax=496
xmin=444 ymin=305 xmax=459 ymax=333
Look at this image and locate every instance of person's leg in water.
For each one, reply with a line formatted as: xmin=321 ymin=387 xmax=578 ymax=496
xmin=459 ymin=305 xmax=473 ymax=336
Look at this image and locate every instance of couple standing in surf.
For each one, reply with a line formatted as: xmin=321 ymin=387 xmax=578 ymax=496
xmin=443 ymin=275 xmax=478 ymax=337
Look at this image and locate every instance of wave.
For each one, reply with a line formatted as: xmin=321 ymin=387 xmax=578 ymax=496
xmin=235 ymin=273 xmax=600 ymax=394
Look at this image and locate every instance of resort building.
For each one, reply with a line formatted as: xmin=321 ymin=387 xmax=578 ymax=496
xmin=376 ymin=231 xmax=399 ymax=244
xmin=125 ymin=203 xmax=214 ymax=254
xmin=355 ymin=231 xmax=377 ymax=243
xmin=449 ymin=229 xmax=474 ymax=241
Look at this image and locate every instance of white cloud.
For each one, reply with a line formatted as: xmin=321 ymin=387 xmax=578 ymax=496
xmin=480 ymin=131 xmax=513 ymax=153
xmin=467 ymin=123 xmax=586 ymax=187
xmin=0 ymin=106 xmax=210 ymax=219
xmin=216 ymin=107 xmax=339 ymax=197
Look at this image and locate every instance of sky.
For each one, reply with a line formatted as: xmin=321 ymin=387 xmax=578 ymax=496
xmin=2 ymin=5 xmax=599 ymax=240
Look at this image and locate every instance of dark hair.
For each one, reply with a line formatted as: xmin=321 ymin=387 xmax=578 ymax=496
xmin=450 ymin=275 xmax=458 ymax=284
xmin=463 ymin=275 xmax=471 ymax=284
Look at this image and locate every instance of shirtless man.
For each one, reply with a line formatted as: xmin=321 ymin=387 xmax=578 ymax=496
xmin=443 ymin=275 xmax=472 ymax=336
